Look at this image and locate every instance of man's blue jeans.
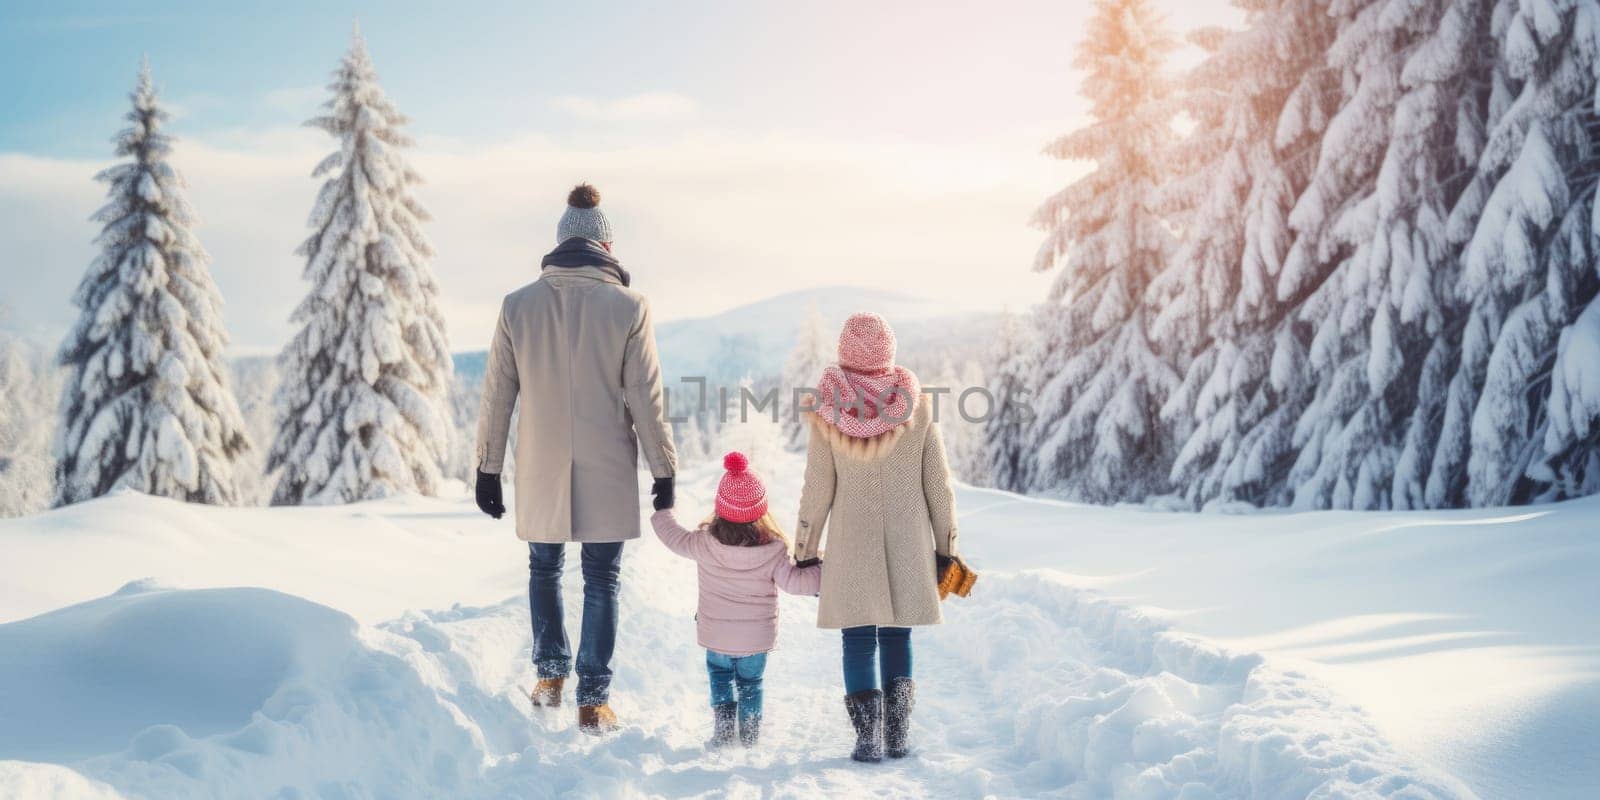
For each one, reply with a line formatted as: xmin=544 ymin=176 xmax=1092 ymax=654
xmin=706 ymin=650 xmax=767 ymax=720
xmin=528 ymin=542 xmax=623 ymax=707
xmin=842 ymin=625 xmax=912 ymax=694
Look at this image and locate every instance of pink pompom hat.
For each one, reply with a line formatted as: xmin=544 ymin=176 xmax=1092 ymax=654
xmin=837 ymin=312 xmax=897 ymax=373
xmin=715 ymin=451 xmax=768 ymax=523
xmin=812 ymin=312 xmax=921 ymax=440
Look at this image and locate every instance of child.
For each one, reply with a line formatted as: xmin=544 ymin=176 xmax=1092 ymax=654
xmin=650 ymin=451 xmax=822 ymax=748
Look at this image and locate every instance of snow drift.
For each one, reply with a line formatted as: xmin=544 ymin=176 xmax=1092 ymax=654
xmin=2 ymin=452 xmax=1591 ymax=797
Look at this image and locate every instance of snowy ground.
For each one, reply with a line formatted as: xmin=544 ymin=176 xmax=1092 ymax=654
xmin=0 ymin=452 xmax=1592 ymax=798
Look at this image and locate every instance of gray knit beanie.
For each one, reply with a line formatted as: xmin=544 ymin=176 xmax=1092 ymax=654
xmin=556 ymin=184 xmax=613 ymax=243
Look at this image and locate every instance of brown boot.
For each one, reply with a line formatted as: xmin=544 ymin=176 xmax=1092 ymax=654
xmin=529 ymin=677 xmax=564 ymax=708
xmin=578 ymin=703 xmax=620 ymax=735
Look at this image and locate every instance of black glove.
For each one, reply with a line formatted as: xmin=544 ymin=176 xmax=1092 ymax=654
xmin=475 ymin=470 xmax=506 ymax=519
xmin=651 ymin=476 xmax=675 ymax=511
xmin=936 ymin=554 xmax=952 ymax=575
xmin=795 ymin=557 xmax=821 ymax=569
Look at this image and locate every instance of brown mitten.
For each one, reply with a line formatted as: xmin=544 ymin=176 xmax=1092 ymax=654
xmin=936 ymin=555 xmax=977 ymax=600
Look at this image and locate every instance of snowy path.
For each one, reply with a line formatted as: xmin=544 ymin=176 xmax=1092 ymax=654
xmin=359 ymin=546 xmax=1468 ymax=799
xmin=0 ymin=458 xmax=1499 ymax=797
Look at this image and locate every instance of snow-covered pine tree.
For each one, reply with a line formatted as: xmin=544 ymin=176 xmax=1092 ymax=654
xmin=1026 ymin=0 xmax=1181 ymax=503
xmin=782 ymin=303 xmax=832 ymax=449
xmin=1149 ymin=0 xmax=1340 ymax=508
xmin=1 ymin=327 xmax=62 ymax=516
xmin=1281 ymin=0 xmax=1493 ymax=509
xmin=673 ymin=411 xmax=711 ymax=467
xmin=717 ymin=377 xmax=786 ymax=472
xmin=268 ymin=29 xmax=453 ymax=505
xmin=922 ymin=355 xmax=986 ymax=483
xmin=53 ymin=63 xmax=250 ymax=507
xmin=1382 ymin=0 xmax=1497 ymax=509
xmin=1459 ymin=0 xmax=1600 ymax=499
xmin=981 ymin=310 xmax=1036 ymax=491
xmin=1537 ymin=297 xmax=1600 ymax=496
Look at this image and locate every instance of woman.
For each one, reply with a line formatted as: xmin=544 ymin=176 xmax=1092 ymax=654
xmin=793 ymin=312 xmax=963 ymax=762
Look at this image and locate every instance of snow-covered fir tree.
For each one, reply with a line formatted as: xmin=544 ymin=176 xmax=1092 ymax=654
xmin=1380 ymin=0 xmax=1497 ymax=509
xmin=229 ymin=357 xmax=279 ymax=505
xmin=782 ymin=303 xmax=832 ymax=449
xmin=981 ymin=310 xmax=1037 ymax=491
xmin=1537 ymin=298 xmax=1600 ymax=497
xmin=1452 ymin=0 xmax=1600 ymax=506
xmin=1002 ymin=0 xmax=1600 ymax=509
xmin=1147 ymin=0 xmax=1340 ymax=508
xmin=928 ymin=355 xmax=987 ymax=483
xmin=268 ymin=30 xmax=453 ymax=505
xmin=1025 ymin=0 xmax=1181 ymax=503
xmin=53 ymin=63 xmax=251 ymax=507
xmin=1 ymin=328 xmax=62 ymax=517
xmin=1280 ymin=0 xmax=1493 ymax=509
xmin=716 ymin=377 xmax=786 ymax=472
xmin=673 ymin=411 xmax=712 ymax=467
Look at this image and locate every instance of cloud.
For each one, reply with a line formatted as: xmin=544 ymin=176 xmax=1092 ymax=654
xmin=549 ymin=92 xmax=698 ymax=121
xmin=260 ymin=86 xmax=328 ymax=117
xmin=0 ymin=123 xmax=1066 ymax=355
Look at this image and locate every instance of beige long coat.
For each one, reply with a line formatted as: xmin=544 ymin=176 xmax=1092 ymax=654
xmin=794 ymin=397 xmax=959 ymax=628
xmin=475 ymin=265 xmax=676 ymax=543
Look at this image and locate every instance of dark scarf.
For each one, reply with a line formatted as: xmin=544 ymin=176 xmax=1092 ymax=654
xmin=540 ymin=238 xmax=632 ymax=287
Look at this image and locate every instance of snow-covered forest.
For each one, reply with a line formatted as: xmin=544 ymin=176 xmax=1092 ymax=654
xmin=991 ymin=0 xmax=1600 ymax=510
xmin=8 ymin=1 xmax=1600 ymax=518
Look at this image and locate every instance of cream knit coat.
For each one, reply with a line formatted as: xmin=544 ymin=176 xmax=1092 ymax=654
xmin=793 ymin=396 xmax=959 ymax=629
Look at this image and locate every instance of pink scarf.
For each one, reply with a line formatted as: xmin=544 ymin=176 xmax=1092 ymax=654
xmin=810 ymin=364 xmax=921 ymax=439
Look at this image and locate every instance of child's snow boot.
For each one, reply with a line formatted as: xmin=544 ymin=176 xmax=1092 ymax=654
xmin=529 ymin=677 xmax=564 ymax=708
xmin=707 ymin=703 xmax=738 ymax=748
xmin=844 ymin=689 xmax=885 ymax=763
xmin=739 ymin=712 xmax=761 ymax=747
xmin=578 ymin=704 xmax=620 ymax=735
xmin=884 ymin=677 xmax=915 ymax=758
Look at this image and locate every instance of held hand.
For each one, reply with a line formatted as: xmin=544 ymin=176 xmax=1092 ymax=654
xmin=651 ymin=476 xmax=675 ymax=511
xmin=795 ymin=557 xmax=822 ymax=569
xmin=475 ymin=470 xmax=506 ymax=519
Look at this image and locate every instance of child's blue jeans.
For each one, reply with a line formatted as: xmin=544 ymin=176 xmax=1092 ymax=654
xmin=706 ymin=650 xmax=767 ymax=719
xmin=842 ymin=625 xmax=912 ymax=694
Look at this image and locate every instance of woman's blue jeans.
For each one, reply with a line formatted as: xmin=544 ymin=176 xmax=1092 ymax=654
xmin=528 ymin=542 xmax=623 ymax=707
xmin=841 ymin=625 xmax=912 ymax=694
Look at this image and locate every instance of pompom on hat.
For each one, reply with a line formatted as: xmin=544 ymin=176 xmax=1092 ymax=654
xmin=715 ymin=451 xmax=769 ymax=524
xmin=556 ymin=183 xmax=613 ymax=244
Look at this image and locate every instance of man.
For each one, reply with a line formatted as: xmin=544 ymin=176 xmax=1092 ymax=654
xmin=474 ymin=183 xmax=677 ymax=735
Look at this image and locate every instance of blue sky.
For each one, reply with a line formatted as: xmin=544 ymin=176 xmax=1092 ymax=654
xmin=2 ymin=0 xmax=1119 ymax=155
xmin=0 ymin=0 xmax=1236 ymax=351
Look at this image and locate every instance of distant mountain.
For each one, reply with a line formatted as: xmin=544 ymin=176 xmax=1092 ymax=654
xmin=450 ymin=286 xmax=999 ymax=386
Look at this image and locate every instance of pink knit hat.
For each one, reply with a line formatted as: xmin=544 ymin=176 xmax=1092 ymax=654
xmin=715 ymin=452 xmax=768 ymax=523
xmin=811 ymin=312 xmax=921 ymax=440
xmin=838 ymin=312 xmax=897 ymax=374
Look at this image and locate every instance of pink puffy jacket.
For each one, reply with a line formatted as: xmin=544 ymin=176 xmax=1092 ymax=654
xmin=650 ymin=509 xmax=822 ymax=656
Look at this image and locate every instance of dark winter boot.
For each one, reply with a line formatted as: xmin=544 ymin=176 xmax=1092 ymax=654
xmin=884 ymin=677 xmax=915 ymax=758
xmin=706 ymin=703 xmax=737 ymax=749
xmin=844 ymin=689 xmax=885 ymax=763
xmin=739 ymin=712 xmax=761 ymax=747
